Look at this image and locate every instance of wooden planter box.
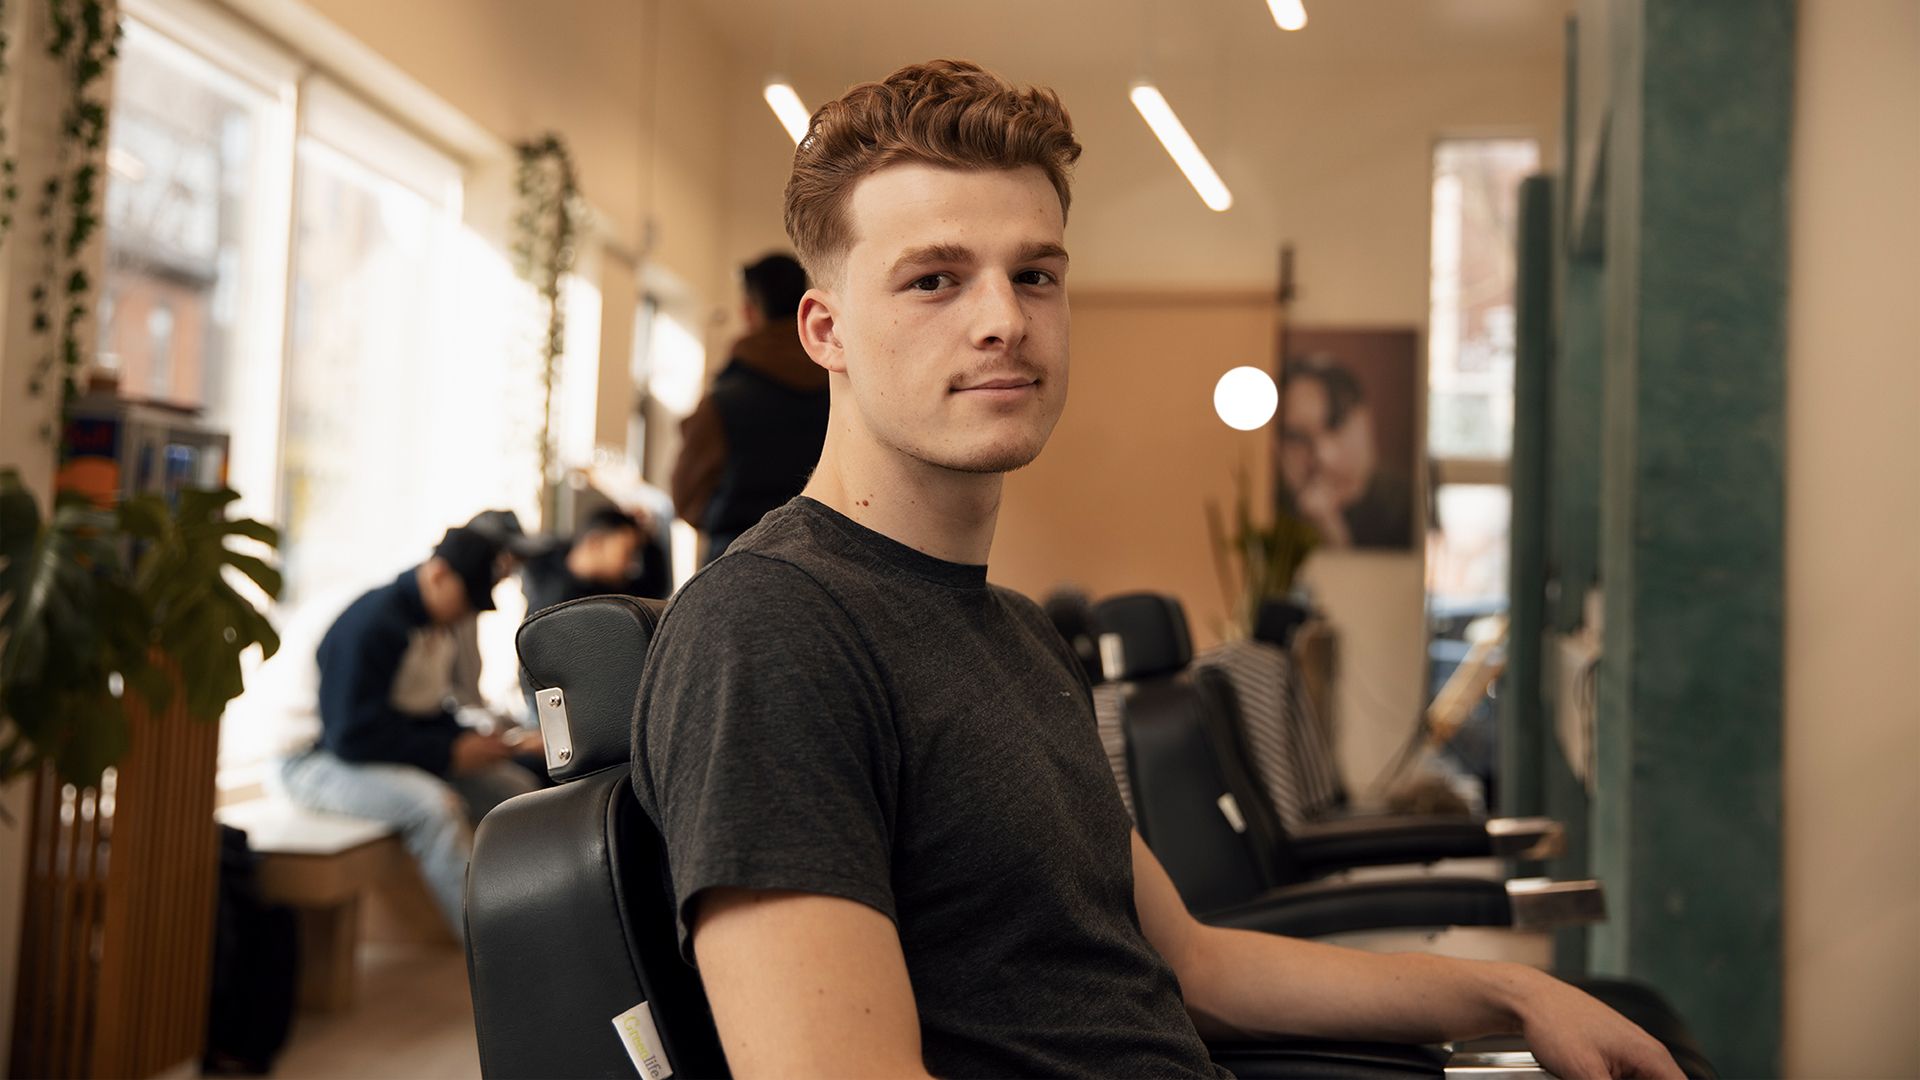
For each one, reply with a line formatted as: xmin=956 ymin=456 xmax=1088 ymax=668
xmin=8 ymin=689 xmax=220 ymax=1078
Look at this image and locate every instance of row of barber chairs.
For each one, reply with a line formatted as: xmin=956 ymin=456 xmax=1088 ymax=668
xmin=1083 ymin=592 xmax=1714 ymax=1075
xmin=1085 ymin=593 xmax=1585 ymax=940
xmin=464 ymin=593 xmax=1714 ymax=1079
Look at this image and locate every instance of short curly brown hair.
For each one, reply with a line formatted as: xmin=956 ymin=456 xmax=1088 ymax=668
xmin=783 ymin=59 xmax=1082 ymax=285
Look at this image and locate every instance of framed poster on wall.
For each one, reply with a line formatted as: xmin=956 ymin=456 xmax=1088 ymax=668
xmin=1274 ymin=327 xmax=1421 ymax=550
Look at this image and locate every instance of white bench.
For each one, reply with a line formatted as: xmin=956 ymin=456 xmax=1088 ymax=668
xmin=216 ymin=801 xmax=456 ymax=1011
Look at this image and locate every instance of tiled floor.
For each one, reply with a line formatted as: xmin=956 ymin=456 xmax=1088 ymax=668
xmin=265 ymin=944 xmax=479 ymax=1079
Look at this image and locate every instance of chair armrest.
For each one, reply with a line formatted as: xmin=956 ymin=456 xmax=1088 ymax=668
xmin=1287 ymin=816 xmax=1565 ymax=873
xmin=1201 ymin=876 xmax=1604 ymax=938
xmin=1206 ymin=1037 xmax=1446 ymax=1078
xmin=1484 ymin=817 xmax=1566 ymax=859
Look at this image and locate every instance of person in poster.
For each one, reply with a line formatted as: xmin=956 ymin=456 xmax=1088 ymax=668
xmin=1277 ymin=354 xmax=1414 ymax=549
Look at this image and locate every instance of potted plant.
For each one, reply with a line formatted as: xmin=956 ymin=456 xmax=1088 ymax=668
xmin=0 ymin=468 xmax=281 ymax=791
xmin=1206 ymin=463 xmax=1319 ymax=646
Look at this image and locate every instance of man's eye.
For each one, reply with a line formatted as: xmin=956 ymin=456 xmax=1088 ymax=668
xmin=910 ymin=274 xmax=948 ymax=292
xmin=1016 ymin=269 xmax=1057 ymax=286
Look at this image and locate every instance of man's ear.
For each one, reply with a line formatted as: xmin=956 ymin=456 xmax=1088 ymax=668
xmin=796 ymin=287 xmax=845 ymax=374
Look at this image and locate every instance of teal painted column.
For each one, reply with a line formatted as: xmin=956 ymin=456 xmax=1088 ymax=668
xmin=1542 ymin=16 xmax=1601 ymax=975
xmin=1589 ymin=2 xmax=1791 ymax=1075
xmin=1545 ymin=251 xmax=1602 ymax=975
xmin=1500 ymin=176 xmax=1555 ymax=822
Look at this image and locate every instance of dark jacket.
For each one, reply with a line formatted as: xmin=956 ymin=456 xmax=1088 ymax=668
xmin=671 ymin=321 xmax=829 ymax=559
xmin=315 ymin=570 xmax=463 ymax=775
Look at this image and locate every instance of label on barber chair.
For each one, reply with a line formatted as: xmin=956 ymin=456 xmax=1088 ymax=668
xmin=1216 ymin=793 xmax=1247 ymax=833
xmin=611 ymin=1000 xmax=673 ymax=1078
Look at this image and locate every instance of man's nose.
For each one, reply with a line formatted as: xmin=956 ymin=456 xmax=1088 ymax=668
xmin=970 ymin=276 xmax=1027 ymax=351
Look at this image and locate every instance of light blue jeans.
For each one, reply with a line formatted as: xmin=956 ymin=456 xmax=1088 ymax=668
xmin=275 ymin=748 xmax=541 ymax=942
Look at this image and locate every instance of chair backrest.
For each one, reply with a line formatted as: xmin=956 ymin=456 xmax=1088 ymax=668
xmin=465 ymin=595 xmax=728 ymax=1079
xmin=1091 ymin=593 xmax=1305 ymax=910
xmin=1192 ymin=636 xmax=1346 ymax=831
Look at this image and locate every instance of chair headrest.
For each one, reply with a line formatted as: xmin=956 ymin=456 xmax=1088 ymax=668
xmin=517 ymin=595 xmax=666 ymax=782
xmin=1091 ymin=593 xmax=1194 ymax=681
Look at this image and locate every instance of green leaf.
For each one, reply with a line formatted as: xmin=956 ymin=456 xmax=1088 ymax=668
xmin=116 ymin=494 xmax=168 ymax=539
xmin=221 ymin=551 xmax=282 ymax=599
xmin=220 ymin=517 xmax=279 ymax=546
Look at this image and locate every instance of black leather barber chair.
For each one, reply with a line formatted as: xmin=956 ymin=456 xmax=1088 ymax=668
xmin=466 ymin=597 xmax=726 ymax=1079
xmin=1091 ymin=593 xmax=1713 ymax=1077
xmin=1089 ymin=595 xmax=1600 ymax=939
xmin=466 ymin=596 xmax=1710 ymax=1078
xmin=1095 ymin=594 xmax=1567 ymax=884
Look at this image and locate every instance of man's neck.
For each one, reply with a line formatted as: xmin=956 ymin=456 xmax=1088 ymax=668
xmin=802 ymin=430 xmax=1003 ymax=566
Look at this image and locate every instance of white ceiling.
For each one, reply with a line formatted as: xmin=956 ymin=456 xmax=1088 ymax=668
xmin=683 ymin=0 xmax=1573 ymax=296
xmin=683 ymin=0 xmax=1570 ymax=94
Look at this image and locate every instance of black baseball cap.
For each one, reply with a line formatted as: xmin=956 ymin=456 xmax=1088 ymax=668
xmin=465 ymin=508 xmax=545 ymax=557
xmin=432 ymin=526 xmax=500 ymax=613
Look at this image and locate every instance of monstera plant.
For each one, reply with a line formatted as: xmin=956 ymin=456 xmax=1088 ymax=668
xmin=0 ymin=467 xmax=280 ymax=790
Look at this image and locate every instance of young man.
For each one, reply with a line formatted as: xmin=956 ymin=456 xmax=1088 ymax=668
xmin=279 ymin=526 xmax=541 ymax=940
xmin=634 ymin=61 xmax=1681 ymax=1079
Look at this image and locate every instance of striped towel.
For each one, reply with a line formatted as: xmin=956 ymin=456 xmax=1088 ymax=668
xmin=1093 ymin=681 xmax=1135 ymax=817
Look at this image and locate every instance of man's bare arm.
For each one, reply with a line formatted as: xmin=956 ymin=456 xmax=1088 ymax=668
xmin=1131 ymin=833 xmax=1682 ymax=1079
xmin=691 ymin=888 xmax=933 ymax=1080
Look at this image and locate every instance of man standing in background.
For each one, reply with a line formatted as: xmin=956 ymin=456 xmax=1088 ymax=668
xmin=671 ymin=253 xmax=829 ymax=563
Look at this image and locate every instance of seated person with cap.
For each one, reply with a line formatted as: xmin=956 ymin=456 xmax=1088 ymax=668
xmin=635 ymin=61 xmax=1682 ymax=1080
xmin=277 ymin=526 xmax=543 ymax=942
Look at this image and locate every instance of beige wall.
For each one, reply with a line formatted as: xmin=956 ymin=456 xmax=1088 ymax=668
xmin=990 ymin=293 xmax=1275 ymax=649
xmin=0 ymin=0 xmax=105 ymax=1061
xmin=1782 ymin=1 xmax=1920 ymax=1074
xmin=720 ymin=55 xmax=1559 ymax=788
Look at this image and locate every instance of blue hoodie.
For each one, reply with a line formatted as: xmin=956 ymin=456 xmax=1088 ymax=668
xmin=315 ymin=569 xmax=464 ymax=775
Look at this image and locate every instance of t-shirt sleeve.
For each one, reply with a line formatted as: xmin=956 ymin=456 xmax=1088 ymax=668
xmin=635 ymin=553 xmax=899 ymax=962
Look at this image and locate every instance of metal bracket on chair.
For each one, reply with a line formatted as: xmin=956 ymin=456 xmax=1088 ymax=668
xmin=1445 ymin=1049 xmax=1552 ymax=1077
xmin=1504 ymin=876 xmax=1607 ymax=930
xmin=1486 ymin=817 xmax=1567 ymax=860
xmin=535 ymin=686 xmax=575 ymax=775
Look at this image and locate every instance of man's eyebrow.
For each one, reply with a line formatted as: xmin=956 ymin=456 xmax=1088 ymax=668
xmin=1019 ymin=242 xmax=1070 ymax=264
xmin=888 ymin=242 xmax=975 ymax=277
xmin=886 ymin=241 xmax=1070 ymax=278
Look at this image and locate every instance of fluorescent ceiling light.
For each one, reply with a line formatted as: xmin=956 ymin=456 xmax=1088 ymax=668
xmin=763 ymin=81 xmax=811 ymax=144
xmin=1265 ymin=0 xmax=1308 ymax=31
xmin=1128 ymin=84 xmax=1233 ymax=212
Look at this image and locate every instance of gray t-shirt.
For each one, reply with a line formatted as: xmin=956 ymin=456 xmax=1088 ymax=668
xmin=633 ymin=497 xmax=1226 ymax=1078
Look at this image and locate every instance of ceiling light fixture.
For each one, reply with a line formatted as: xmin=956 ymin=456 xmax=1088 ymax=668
xmin=763 ymin=80 xmax=811 ymax=144
xmin=1128 ymin=83 xmax=1234 ymax=212
xmin=1265 ymin=0 xmax=1308 ymax=31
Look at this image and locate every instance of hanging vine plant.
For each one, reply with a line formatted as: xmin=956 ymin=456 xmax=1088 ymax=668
xmin=27 ymin=0 xmax=121 ymax=431
xmin=512 ymin=132 xmax=585 ymax=528
xmin=0 ymin=0 xmax=20 ymax=253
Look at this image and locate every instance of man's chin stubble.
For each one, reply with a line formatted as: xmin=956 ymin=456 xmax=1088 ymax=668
xmin=904 ymin=441 xmax=1046 ymax=477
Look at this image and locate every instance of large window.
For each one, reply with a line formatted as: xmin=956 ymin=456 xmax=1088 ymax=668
xmin=100 ymin=8 xmax=547 ymax=777
xmin=100 ymin=10 xmax=295 ymax=522
xmin=1426 ymin=138 xmax=1539 ymax=610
